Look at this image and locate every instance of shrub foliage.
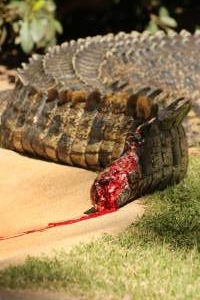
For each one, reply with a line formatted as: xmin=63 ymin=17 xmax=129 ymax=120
xmin=0 ymin=0 xmax=62 ymax=53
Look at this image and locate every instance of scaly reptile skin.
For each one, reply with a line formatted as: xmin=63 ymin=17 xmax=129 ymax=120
xmin=91 ymin=98 xmax=190 ymax=210
xmin=0 ymin=30 xmax=195 ymax=209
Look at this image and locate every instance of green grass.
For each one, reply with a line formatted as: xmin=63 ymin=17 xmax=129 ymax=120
xmin=1 ymin=156 xmax=200 ymax=299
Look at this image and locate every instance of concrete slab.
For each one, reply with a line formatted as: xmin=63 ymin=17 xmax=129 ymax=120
xmin=0 ymin=149 xmax=144 ymax=269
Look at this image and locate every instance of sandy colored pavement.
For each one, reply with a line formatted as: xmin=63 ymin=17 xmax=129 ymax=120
xmin=0 ymin=148 xmax=144 ymax=269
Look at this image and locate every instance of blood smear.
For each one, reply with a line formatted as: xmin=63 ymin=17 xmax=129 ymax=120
xmin=0 ymin=143 xmax=139 ymax=241
xmin=0 ymin=208 xmax=117 ymax=241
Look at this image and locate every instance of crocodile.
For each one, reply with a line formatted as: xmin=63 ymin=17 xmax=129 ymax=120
xmin=0 ymin=30 xmax=197 ymax=211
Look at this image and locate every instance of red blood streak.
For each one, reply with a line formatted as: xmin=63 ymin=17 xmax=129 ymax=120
xmin=0 ymin=208 xmax=117 ymax=241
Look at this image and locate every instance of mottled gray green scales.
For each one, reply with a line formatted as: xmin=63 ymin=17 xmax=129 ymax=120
xmin=0 ymin=30 xmax=199 ymax=173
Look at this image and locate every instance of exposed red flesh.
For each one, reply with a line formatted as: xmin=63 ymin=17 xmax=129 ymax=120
xmin=91 ymin=144 xmax=139 ymax=211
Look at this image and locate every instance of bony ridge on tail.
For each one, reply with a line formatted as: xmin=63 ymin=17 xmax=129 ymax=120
xmin=0 ymin=83 xmax=192 ymax=212
xmin=0 ymin=97 xmax=191 ymax=241
xmin=0 ymin=96 xmax=191 ymax=241
xmin=0 ymin=30 xmax=194 ymax=227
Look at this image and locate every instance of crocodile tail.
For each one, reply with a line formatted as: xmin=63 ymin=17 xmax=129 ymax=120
xmin=90 ymin=97 xmax=191 ymax=211
xmin=0 ymin=89 xmax=12 ymax=130
xmin=136 ymin=97 xmax=191 ymax=133
xmin=157 ymin=97 xmax=192 ymax=129
xmin=0 ymin=90 xmax=12 ymax=146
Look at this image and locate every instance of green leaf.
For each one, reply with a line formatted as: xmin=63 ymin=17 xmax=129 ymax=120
xmin=146 ymin=20 xmax=159 ymax=34
xmin=0 ymin=17 xmax=3 ymax=27
xmin=12 ymin=21 xmax=20 ymax=33
xmin=45 ymin=0 xmax=56 ymax=13
xmin=7 ymin=1 xmax=28 ymax=14
xmin=159 ymin=7 xmax=169 ymax=18
xmin=0 ymin=27 xmax=7 ymax=46
xmin=44 ymin=22 xmax=55 ymax=42
xmin=19 ymin=21 xmax=34 ymax=53
xmin=53 ymin=20 xmax=63 ymax=34
xmin=4 ymin=0 xmax=60 ymax=52
xmin=32 ymin=0 xmax=45 ymax=12
xmin=160 ymin=16 xmax=177 ymax=28
xmin=30 ymin=18 xmax=45 ymax=42
xmin=15 ymin=36 xmax=21 ymax=45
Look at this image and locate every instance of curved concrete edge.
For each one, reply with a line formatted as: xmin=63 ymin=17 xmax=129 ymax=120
xmin=0 ymin=149 xmax=144 ymax=269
